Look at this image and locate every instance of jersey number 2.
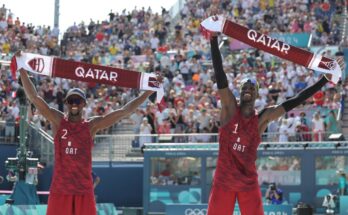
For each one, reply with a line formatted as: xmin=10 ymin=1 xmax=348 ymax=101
xmin=62 ymin=129 xmax=68 ymax=139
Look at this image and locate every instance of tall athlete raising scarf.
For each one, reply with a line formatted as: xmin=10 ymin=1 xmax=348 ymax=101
xmin=201 ymin=15 xmax=345 ymax=215
xmin=200 ymin=15 xmax=342 ymax=83
xmin=10 ymin=52 xmax=164 ymax=103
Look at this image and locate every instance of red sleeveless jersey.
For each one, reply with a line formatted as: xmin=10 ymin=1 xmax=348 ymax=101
xmin=213 ymin=107 xmax=260 ymax=191
xmin=50 ymin=117 xmax=94 ymax=195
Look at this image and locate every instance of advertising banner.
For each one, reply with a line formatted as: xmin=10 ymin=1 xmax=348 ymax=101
xmin=166 ymin=204 xmax=293 ymax=215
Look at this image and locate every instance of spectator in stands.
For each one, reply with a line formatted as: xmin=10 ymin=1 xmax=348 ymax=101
xmin=196 ymin=127 xmax=212 ymax=143
xmin=278 ymin=119 xmax=289 ymax=142
xmin=4 ymin=108 xmax=15 ymax=143
xmin=296 ymin=121 xmax=312 ymax=142
xmin=197 ymin=108 xmax=210 ymax=132
xmin=129 ymin=108 xmax=144 ymax=134
xmin=326 ymin=110 xmax=340 ymax=135
xmin=312 ymin=111 xmax=325 ymax=141
xmin=267 ymin=119 xmax=279 ymax=142
xmin=299 ymin=111 xmax=308 ymax=126
xmin=30 ymin=109 xmax=42 ymax=130
xmin=255 ymin=94 xmax=267 ymax=112
xmin=337 ymin=169 xmax=347 ymax=196
xmin=167 ymin=110 xmax=177 ymax=134
xmin=0 ymin=4 xmax=7 ymax=19
xmin=139 ymin=117 xmax=153 ymax=147
xmin=157 ymin=119 xmax=170 ymax=134
xmin=313 ymin=91 xmax=325 ymax=106
xmin=287 ymin=113 xmax=298 ymax=142
xmin=208 ymin=118 xmax=219 ymax=134
xmin=144 ymin=104 xmax=157 ymax=142
xmin=19 ymin=65 xmax=159 ymax=215
xmin=268 ymin=82 xmax=281 ymax=103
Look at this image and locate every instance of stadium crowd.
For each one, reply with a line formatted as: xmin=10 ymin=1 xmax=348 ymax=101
xmin=0 ymin=0 xmax=346 ymax=144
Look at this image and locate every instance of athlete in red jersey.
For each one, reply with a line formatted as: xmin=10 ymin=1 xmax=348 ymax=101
xmin=207 ymin=34 xmax=344 ymax=215
xmin=19 ymin=66 xmax=160 ymax=215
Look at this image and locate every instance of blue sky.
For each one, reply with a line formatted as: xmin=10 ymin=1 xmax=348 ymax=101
xmin=1 ymin=0 xmax=177 ymax=32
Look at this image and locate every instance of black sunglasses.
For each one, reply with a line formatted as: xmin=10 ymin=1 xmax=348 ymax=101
xmin=67 ymin=98 xmax=83 ymax=105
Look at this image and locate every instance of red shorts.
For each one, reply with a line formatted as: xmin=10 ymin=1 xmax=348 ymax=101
xmin=47 ymin=193 xmax=96 ymax=215
xmin=207 ymin=186 xmax=263 ymax=215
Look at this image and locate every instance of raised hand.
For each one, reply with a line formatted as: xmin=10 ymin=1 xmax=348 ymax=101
xmin=155 ymin=72 xmax=164 ymax=84
xmin=15 ymin=50 xmax=22 ymax=57
xmin=200 ymin=15 xmax=225 ymax=40
xmin=336 ymin=56 xmax=345 ymax=71
xmin=324 ymin=56 xmax=344 ymax=83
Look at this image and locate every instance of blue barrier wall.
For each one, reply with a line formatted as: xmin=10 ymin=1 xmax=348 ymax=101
xmin=92 ymin=163 xmax=143 ymax=207
xmin=142 ymin=143 xmax=348 ymax=214
xmin=0 ymin=203 xmax=118 ymax=215
xmin=36 ymin=163 xmax=143 ymax=207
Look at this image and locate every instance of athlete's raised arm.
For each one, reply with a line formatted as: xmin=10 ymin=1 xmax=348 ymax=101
xmin=19 ymin=69 xmax=63 ymax=134
xmin=88 ymin=91 xmax=154 ymax=137
xmin=210 ymin=35 xmax=237 ymax=126
xmin=258 ymin=57 xmax=345 ymax=133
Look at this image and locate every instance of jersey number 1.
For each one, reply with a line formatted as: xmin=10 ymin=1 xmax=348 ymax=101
xmin=232 ymin=123 xmax=238 ymax=134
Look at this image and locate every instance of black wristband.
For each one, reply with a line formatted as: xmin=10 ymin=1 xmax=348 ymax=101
xmin=281 ymin=76 xmax=328 ymax=112
xmin=210 ymin=37 xmax=228 ymax=89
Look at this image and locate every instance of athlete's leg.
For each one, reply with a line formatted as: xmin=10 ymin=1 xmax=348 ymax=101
xmin=74 ymin=193 xmax=97 ymax=215
xmin=47 ymin=194 xmax=74 ymax=215
xmin=207 ymin=186 xmax=236 ymax=215
xmin=237 ymin=188 xmax=264 ymax=215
